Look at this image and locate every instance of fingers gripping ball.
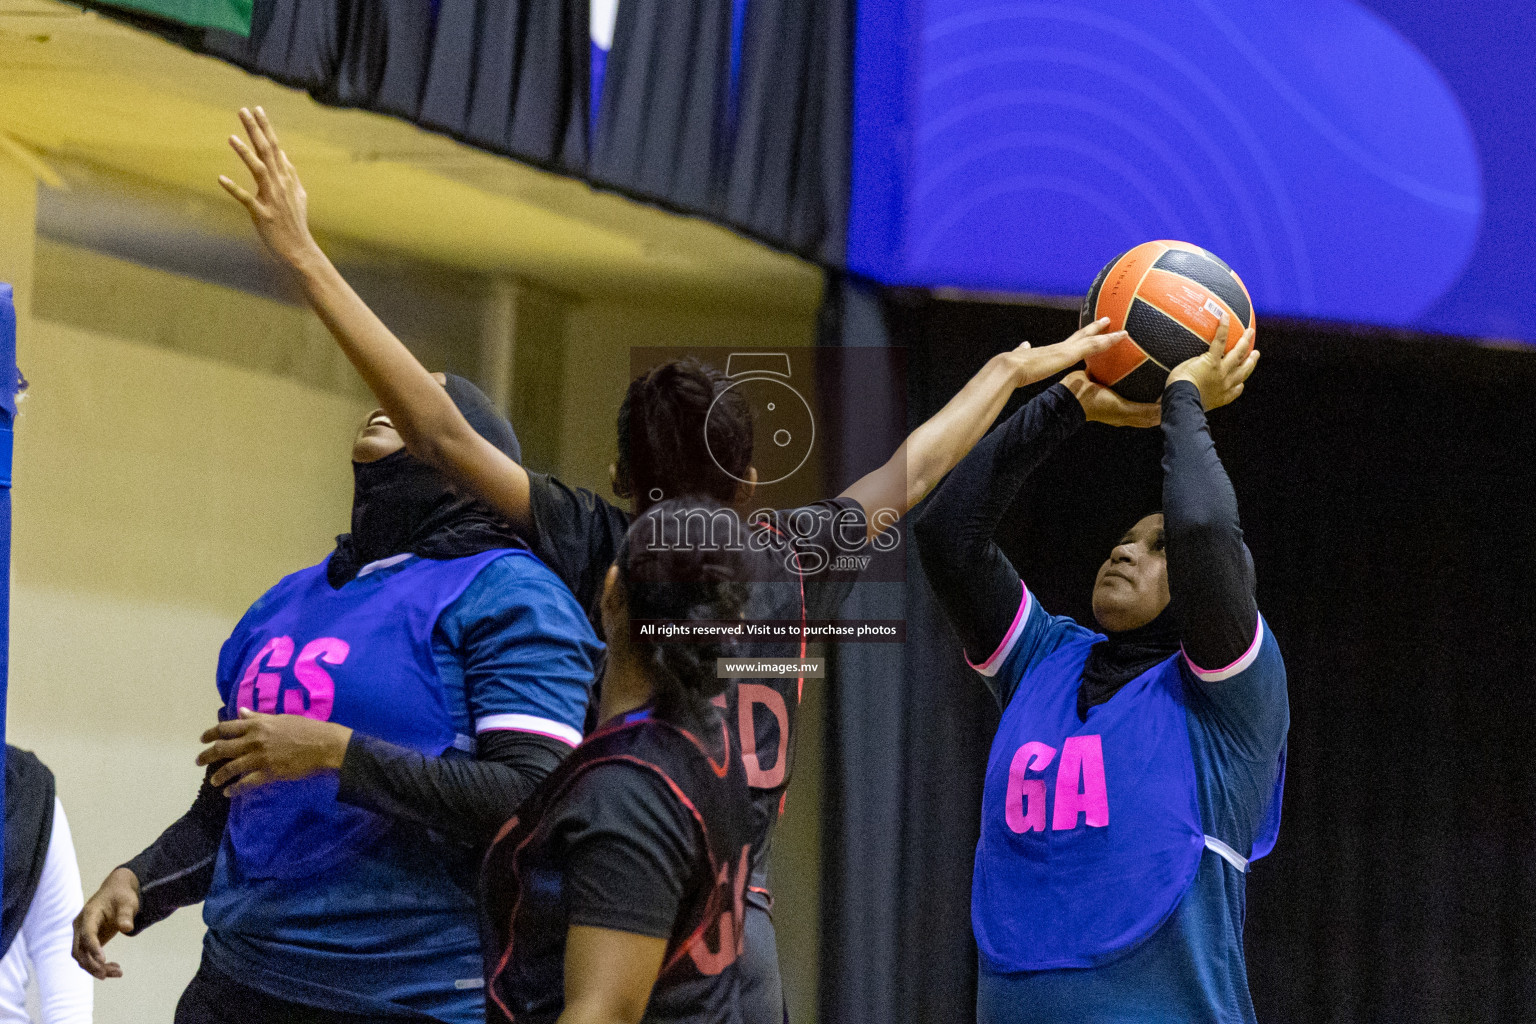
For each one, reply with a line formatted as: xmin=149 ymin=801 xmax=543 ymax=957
xmin=1079 ymin=241 xmax=1255 ymax=401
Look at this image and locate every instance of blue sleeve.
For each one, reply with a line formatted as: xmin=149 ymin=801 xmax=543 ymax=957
xmin=215 ymin=585 xmax=282 ymax=707
xmin=215 ymin=634 xmax=239 ymax=706
xmin=434 ymin=553 xmax=602 ymax=748
xmin=984 ymin=585 xmax=1098 ymax=709
xmin=1179 ymin=617 xmax=1288 ymax=762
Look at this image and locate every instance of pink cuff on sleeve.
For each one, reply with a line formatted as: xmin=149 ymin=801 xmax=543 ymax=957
xmin=1182 ymin=616 xmax=1264 ymax=682
xmin=967 ymin=583 xmax=1032 ymax=678
xmin=476 ymin=713 xmax=582 ymax=747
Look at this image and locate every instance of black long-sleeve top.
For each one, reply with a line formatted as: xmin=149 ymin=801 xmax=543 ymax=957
xmin=123 ymin=731 xmax=566 ymax=931
xmin=913 ymin=380 xmax=1257 ymax=675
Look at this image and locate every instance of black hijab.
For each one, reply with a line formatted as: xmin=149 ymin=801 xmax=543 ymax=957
xmin=327 ymin=374 xmax=528 ymax=588
xmin=1077 ymin=605 xmax=1182 ymax=719
xmin=2 ymin=746 xmax=55 ymax=959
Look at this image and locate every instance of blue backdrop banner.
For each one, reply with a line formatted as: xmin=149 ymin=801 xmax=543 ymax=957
xmin=850 ymin=0 xmax=1536 ymax=343
xmin=0 ymin=283 xmax=15 ymax=908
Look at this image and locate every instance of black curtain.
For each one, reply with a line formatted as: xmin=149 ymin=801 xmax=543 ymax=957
xmin=723 ymin=0 xmax=852 ymax=264
xmin=156 ymin=0 xmax=854 ymax=261
xmin=589 ymin=0 xmax=853 ymax=261
xmin=332 ymin=0 xmax=435 ymax=118
xmin=418 ymin=0 xmax=588 ymax=171
xmin=202 ymin=0 xmax=341 ymax=92
xmin=202 ymin=0 xmax=590 ymax=171
xmin=816 ymin=277 xmax=995 ymax=1024
xmin=821 ymin=287 xmax=1536 ymax=1023
xmin=589 ymin=0 xmax=733 ymax=216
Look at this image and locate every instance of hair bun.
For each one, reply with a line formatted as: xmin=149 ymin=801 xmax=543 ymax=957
xmin=620 ymin=499 xmax=751 ymax=722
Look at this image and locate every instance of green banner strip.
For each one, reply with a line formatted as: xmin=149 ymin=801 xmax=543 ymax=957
xmin=105 ymin=0 xmax=252 ymax=35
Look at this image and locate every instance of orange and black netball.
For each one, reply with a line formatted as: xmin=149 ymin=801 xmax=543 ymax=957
xmin=1080 ymin=241 xmax=1255 ymax=402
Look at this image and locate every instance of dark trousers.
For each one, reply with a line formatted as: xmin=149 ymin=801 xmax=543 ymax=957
xmin=175 ymin=958 xmax=425 ymax=1024
xmin=740 ymin=903 xmax=787 ymax=1024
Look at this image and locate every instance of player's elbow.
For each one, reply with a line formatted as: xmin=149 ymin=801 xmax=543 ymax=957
xmin=398 ymin=416 xmax=473 ymax=474
xmin=1165 ymin=508 xmax=1230 ymax=551
xmin=913 ymin=509 xmax=963 ymax=581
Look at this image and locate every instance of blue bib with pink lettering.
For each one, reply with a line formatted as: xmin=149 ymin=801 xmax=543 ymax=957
xmin=973 ymin=634 xmax=1279 ymax=971
xmin=216 ymin=549 xmax=520 ymax=881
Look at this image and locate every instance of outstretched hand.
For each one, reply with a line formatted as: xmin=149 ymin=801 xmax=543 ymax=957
xmin=1004 ymin=318 xmax=1129 ymax=388
xmin=219 ymin=107 xmax=319 ymax=268
xmin=197 ymin=708 xmax=352 ymax=799
xmin=1063 ymin=371 xmax=1161 ymax=428
xmin=72 ymin=867 xmax=140 ymax=980
xmin=1165 ymin=314 xmax=1259 ymax=411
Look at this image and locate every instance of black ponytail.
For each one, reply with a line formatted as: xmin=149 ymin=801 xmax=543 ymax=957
xmin=618 ymin=499 xmax=749 ymax=723
xmin=614 ymin=359 xmax=753 ymax=510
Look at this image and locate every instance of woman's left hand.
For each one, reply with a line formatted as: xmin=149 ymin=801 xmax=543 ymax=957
xmin=197 ymin=709 xmax=353 ymax=798
xmin=1165 ymin=314 xmax=1259 ymax=411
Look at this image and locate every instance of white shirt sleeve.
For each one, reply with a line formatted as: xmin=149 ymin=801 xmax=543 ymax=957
xmin=20 ymin=800 xmax=93 ymax=1023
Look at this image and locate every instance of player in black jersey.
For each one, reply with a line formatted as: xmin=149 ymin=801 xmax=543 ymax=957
xmin=481 ymin=500 xmax=754 ymax=1024
xmin=219 ymin=105 xmax=1130 ymax=1022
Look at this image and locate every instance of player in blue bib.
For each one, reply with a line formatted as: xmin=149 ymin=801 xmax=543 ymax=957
xmin=72 ymin=376 xmax=602 ymax=1023
xmin=915 ymin=320 xmax=1286 ymax=1024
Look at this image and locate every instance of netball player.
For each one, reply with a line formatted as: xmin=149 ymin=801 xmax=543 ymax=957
xmin=913 ymin=320 xmax=1286 ymax=1023
xmin=217 ymin=105 xmax=1126 ymax=1022
xmin=480 ymin=500 xmax=754 ymax=1024
xmin=71 ymin=377 xmax=601 ymax=1023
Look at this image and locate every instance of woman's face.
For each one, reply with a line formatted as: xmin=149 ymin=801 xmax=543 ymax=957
xmin=352 ymin=409 xmax=404 ymax=463
xmin=1091 ymin=513 xmax=1172 ymax=632
xmin=350 ymin=373 xmax=449 ymax=463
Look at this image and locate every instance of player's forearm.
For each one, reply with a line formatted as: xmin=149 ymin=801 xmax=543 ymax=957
xmin=292 ymin=246 xmax=536 ymax=529
xmin=119 ymin=771 xmax=228 ymax=930
xmin=289 ymin=244 xmax=475 ymax=465
xmin=1160 ymin=380 xmax=1257 ymax=666
xmin=336 ymin=731 xmax=568 ymax=847
xmin=903 ymin=352 xmax=1028 ymax=507
xmin=842 ymin=353 xmax=1025 ymax=540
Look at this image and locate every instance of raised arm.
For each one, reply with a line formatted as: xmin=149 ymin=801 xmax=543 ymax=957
xmin=842 ymin=321 xmax=1137 ymax=541
xmin=914 ymin=375 xmax=1158 ymax=668
xmin=218 ymin=107 xmax=533 ymax=533
xmin=1161 ymin=318 xmax=1262 ymax=670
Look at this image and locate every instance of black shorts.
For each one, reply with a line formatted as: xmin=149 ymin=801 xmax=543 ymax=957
xmin=175 ymin=958 xmax=435 ymax=1024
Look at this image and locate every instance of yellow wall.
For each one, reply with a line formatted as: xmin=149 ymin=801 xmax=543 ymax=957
xmin=10 ymin=246 xmax=368 ymax=1017
xmin=0 ymin=155 xmax=34 ymax=321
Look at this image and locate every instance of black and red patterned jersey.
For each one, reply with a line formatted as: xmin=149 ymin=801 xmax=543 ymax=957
xmin=481 ymin=708 xmax=754 ymax=1024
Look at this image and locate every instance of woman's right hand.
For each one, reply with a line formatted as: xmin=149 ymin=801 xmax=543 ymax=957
xmin=1003 ymin=318 xmax=1129 ymax=389
xmin=1063 ymin=371 xmax=1161 ymax=427
xmin=218 ymin=106 xmax=321 ymax=270
xmin=71 ymin=867 xmax=140 ymax=980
